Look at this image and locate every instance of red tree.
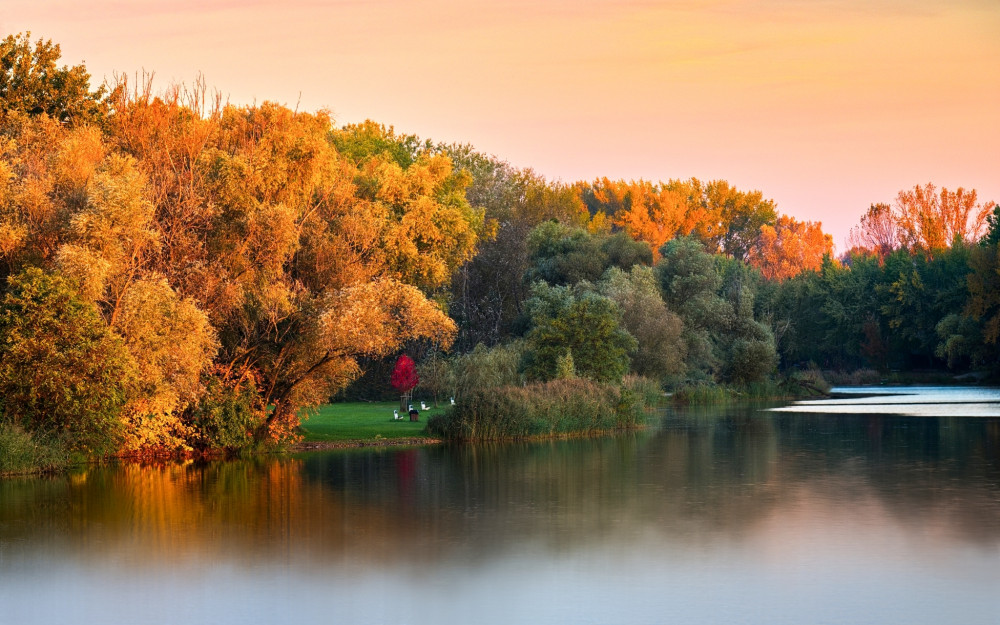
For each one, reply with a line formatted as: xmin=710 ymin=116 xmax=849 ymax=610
xmin=390 ymin=355 xmax=419 ymax=412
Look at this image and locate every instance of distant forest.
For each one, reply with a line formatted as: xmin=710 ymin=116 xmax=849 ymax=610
xmin=0 ymin=33 xmax=997 ymax=457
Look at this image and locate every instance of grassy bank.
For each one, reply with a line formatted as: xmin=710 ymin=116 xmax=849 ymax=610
xmin=426 ymin=378 xmax=647 ymax=441
xmin=297 ymin=401 xmax=442 ymax=443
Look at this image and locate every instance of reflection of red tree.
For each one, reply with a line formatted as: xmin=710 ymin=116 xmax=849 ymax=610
xmin=395 ymin=448 xmax=419 ymax=506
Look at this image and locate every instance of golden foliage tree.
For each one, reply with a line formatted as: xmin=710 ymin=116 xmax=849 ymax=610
xmin=895 ymin=183 xmax=992 ymax=254
xmin=749 ymin=215 xmax=833 ymax=280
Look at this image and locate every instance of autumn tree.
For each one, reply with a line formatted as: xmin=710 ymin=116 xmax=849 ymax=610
xmin=580 ymin=178 xmax=687 ymax=260
xmin=895 ymin=183 xmax=993 ymax=253
xmin=749 ymin=215 xmax=832 ymax=280
xmin=391 ymin=355 xmax=419 ymax=412
xmin=703 ymin=180 xmax=777 ymax=261
xmin=847 ymin=203 xmax=897 ymax=259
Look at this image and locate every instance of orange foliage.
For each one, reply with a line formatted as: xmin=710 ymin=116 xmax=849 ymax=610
xmin=606 ymin=180 xmax=686 ymax=260
xmin=895 ymin=183 xmax=992 ymax=253
xmin=749 ymin=215 xmax=832 ymax=280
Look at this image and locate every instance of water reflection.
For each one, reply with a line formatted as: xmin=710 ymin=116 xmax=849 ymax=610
xmin=773 ymin=385 xmax=1000 ymax=416
xmin=2 ymin=398 xmax=999 ymax=625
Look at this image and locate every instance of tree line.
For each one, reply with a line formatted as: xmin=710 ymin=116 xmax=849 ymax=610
xmin=0 ymin=33 xmax=996 ymax=461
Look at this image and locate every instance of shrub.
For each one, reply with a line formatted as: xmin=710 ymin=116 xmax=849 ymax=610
xmin=784 ymin=368 xmax=832 ymax=396
xmin=623 ymin=374 xmax=664 ymax=407
xmin=0 ymin=423 xmax=69 ymax=475
xmin=185 ymin=374 xmax=266 ymax=451
xmin=671 ymin=382 xmax=729 ymax=404
xmin=823 ymin=368 xmax=882 ymax=386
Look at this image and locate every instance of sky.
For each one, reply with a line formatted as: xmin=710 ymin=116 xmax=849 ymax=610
xmin=4 ymin=0 xmax=998 ymax=250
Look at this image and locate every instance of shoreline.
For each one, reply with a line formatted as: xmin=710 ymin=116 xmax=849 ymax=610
xmin=290 ymin=436 xmax=444 ymax=452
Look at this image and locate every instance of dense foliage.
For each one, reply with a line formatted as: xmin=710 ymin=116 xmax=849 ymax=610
xmin=0 ymin=33 xmax=995 ymax=464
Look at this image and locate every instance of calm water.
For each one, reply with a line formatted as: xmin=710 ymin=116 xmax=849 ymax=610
xmin=2 ymin=387 xmax=999 ymax=625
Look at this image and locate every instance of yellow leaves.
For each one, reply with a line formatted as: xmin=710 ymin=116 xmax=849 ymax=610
xmin=320 ymin=278 xmax=456 ymax=358
xmin=53 ymin=126 xmax=105 ymax=194
xmin=115 ymin=278 xmax=218 ymax=391
xmin=352 ymin=152 xmax=481 ymax=290
xmin=54 ymin=244 xmax=112 ymax=302
xmin=75 ymin=153 xmax=158 ymax=268
xmin=0 ymin=221 xmax=27 ymax=257
xmin=113 ymin=276 xmax=218 ymax=451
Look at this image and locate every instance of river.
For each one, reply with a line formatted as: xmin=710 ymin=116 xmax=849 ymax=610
xmin=2 ymin=386 xmax=999 ymax=624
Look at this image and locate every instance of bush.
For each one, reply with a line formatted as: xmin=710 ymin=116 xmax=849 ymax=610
xmin=0 ymin=423 xmax=69 ymax=475
xmin=823 ymin=368 xmax=882 ymax=386
xmin=452 ymin=342 xmax=524 ymax=399
xmin=784 ymin=368 xmax=832 ymax=396
xmin=185 ymin=374 xmax=266 ymax=451
xmin=427 ymin=378 xmax=646 ymax=441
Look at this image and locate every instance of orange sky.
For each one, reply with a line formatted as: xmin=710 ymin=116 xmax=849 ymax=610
xmin=4 ymin=0 xmax=998 ymax=249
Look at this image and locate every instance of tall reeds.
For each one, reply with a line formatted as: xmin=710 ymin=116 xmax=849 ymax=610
xmin=427 ymin=378 xmax=645 ymax=441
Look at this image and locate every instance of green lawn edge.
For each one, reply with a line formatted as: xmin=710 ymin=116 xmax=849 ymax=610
xmin=297 ymin=401 xmax=445 ymax=443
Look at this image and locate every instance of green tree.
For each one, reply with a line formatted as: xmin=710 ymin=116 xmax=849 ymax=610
xmin=965 ymin=242 xmax=1000 ymax=371
xmin=522 ymin=283 xmax=636 ymax=383
xmin=554 ymin=349 xmax=576 ymax=379
xmin=598 ymin=266 xmax=685 ymax=381
xmin=525 ymin=221 xmax=651 ymax=287
xmin=655 ymin=237 xmax=726 ymax=375
xmin=0 ymin=33 xmax=106 ymax=125
xmin=717 ymin=259 xmax=778 ymax=384
xmin=981 ymin=204 xmax=1000 ymax=247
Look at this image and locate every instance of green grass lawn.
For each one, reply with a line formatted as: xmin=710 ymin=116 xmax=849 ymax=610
xmin=298 ymin=401 xmax=447 ymax=442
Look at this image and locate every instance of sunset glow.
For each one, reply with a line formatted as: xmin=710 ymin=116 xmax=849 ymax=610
xmin=3 ymin=0 xmax=998 ymax=247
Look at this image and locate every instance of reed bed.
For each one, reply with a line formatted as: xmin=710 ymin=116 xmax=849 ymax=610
xmin=427 ymin=378 xmax=645 ymax=441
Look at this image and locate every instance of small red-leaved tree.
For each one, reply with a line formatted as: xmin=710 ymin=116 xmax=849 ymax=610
xmin=390 ymin=355 xmax=419 ymax=412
